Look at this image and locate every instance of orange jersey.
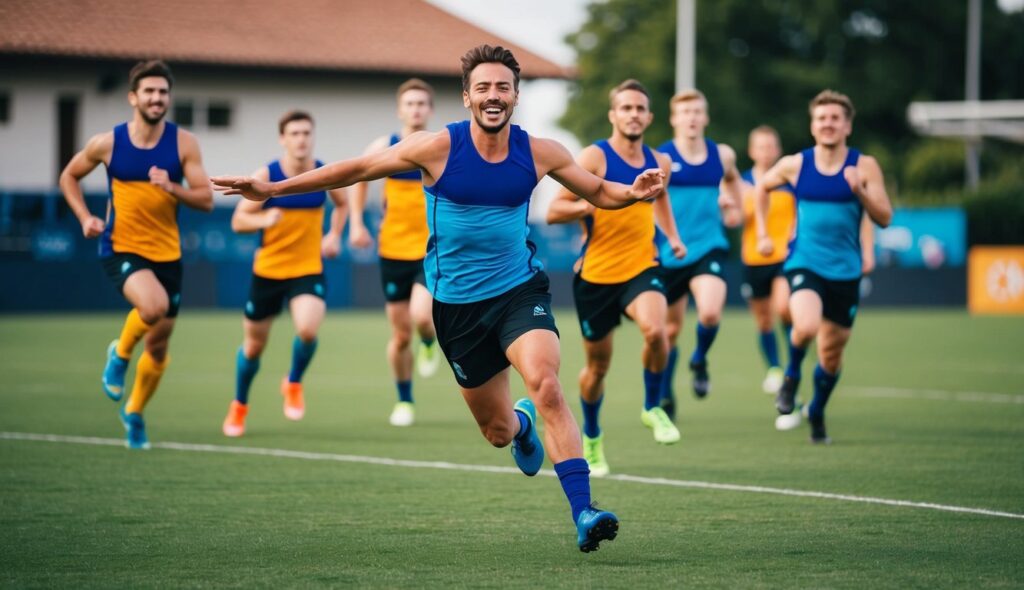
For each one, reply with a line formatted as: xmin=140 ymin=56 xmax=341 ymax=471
xmin=379 ymin=177 xmax=429 ymax=260
xmin=741 ymin=181 xmax=796 ymax=265
xmin=579 ymin=202 xmax=658 ymax=284
xmin=101 ymin=122 xmax=183 ymax=262
xmin=253 ymin=159 xmax=328 ymax=279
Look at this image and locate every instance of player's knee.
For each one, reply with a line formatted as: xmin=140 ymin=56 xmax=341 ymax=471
xmin=243 ymin=339 xmax=266 ymax=358
xmin=482 ymin=423 xmax=514 ymax=448
xmin=296 ymin=327 xmax=318 ymax=343
xmin=529 ymin=374 xmax=565 ymax=414
xmin=697 ymin=309 xmax=721 ymax=327
xmin=391 ymin=327 xmax=412 ymax=350
xmin=137 ymin=304 xmax=167 ymax=325
xmin=640 ymin=323 xmax=667 ymax=349
xmin=819 ymin=353 xmax=843 ymax=374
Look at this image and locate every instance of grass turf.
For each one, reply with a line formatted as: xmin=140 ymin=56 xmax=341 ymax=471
xmin=1 ymin=309 xmax=1022 ymax=588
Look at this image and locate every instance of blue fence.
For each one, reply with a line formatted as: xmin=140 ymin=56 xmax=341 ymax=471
xmin=0 ymin=191 xmax=967 ymax=312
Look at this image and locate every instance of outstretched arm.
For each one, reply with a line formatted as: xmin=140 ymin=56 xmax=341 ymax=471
xmin=59 ymin=132 xmax=112 ymax=239
xmin=754 ymin=153 xmax=801 ymax=256
xmin=231 ymin=168 xmax=280 ymax=233
xmin=213 ymin=131 xmax=446 ymax=202
xmin=545 ymin=145 xmax=602 ymax=224
xmin=532 ymin=137 xmax=664 ymax=210
xmin=845 ymin=155 xmax=893 ymax=228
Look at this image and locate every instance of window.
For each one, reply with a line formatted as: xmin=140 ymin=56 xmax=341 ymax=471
xmin=173 ymin=100 xmax=194 ymax=127
xmin=207 ymin=101 xmax=232 ymax=128
xmin=0 ymin=91 xmax=9 ymax=123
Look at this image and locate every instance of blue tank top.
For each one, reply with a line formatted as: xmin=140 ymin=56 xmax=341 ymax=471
xmin=657 ymin=138 xmax=729 ymax=267
xmin=596 ymin=140 xmax=658 ymax=186
xmin=389 ymin=133 xmax=421 ymax=180
xmin=263 ymin=160 xmax=327 ymax=209
xmin=424 ymin=120 xmax=541 ymax=303
xmin=784 ymin=147 xmax=863 ymax=280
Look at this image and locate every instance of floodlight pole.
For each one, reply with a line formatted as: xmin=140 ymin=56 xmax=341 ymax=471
xmin=676 ymin=0 xmax=696 ymax=92
xmin=965 ymin=0 xmax=981 ymax=190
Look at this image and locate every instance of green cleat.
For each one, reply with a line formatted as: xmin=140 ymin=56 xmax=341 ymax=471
xmin=416 ymin=340 xmax=441 ymax=378
xmin=582 ymin=433 xmax=610 ymax=477
xmin=640 ymin=407 xmax=681 ymax=444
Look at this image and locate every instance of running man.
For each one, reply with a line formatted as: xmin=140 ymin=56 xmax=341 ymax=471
xmin=754 ymin=89 xmax=890 ymax=444
xmin=59 ymin=60 xmax=213 ymax=449
xmin=546 ymin=79 xmax=686 ymax=477
xmin=740 ymin=126 xmax=795 ymax=396
xmin=222 ymin=110 xmax=348 ymax=437
xmin=348 ymin=79 xmax=440 ymax=427
xmin=656 ymin=89 xmax=744 ymax=418
xmin=213 ymin=44 xmax=668 ymax=552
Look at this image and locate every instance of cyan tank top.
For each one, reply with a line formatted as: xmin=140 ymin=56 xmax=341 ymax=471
xmin=657 ymin=138 xmax=729 ymax=267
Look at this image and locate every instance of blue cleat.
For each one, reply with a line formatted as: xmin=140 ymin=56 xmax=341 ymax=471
xmin=119 ymin=406 xmax=151 ymax=450
xmin=102 ymin=340 xmax=129 ymax=402
xmin=511 ymin=398 xmax=544 ymax=476
xmin=576 ymin=505 xmax=619 ymax=553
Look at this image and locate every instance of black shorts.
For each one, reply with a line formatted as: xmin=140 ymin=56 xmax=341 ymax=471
xmin=742 ymin=262 xmax=785 ymax=300
xmin=101 ymin=252 xmax=183 ymax=318
xmin=662 ymin=248 xmax=728 ymax=304
xmin=785 ymin=268 xmax=860 ymax=328
xmin=245 ymin=273 xmax=326 ymax=321
xmin=379 ymin=257 xmax=426 ymax=303
xmin=573 ymin=267 xmax=666 ymax=341
xmin=432 ymin=271 xmax=559 ymax=389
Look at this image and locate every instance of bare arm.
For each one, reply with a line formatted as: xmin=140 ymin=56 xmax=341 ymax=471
xmin=149 ymin=130 xmax=213 ymax=212
xmin=321 ymin=187 xmax=348 ymax=259
xmin=652 ymin=152 xmax=686 ymax=259
xmin=545 ymin=146 xmax=602 ymax=224
xmin=213 ymin=131 xmax=448 ymax=201
xmin=845 ymin=155 xmax=893 ymax=228
xmin=860 ymin=211 xmax=876 ymax=274
xmin=754 ymin=153 xmax=801 ymax=256
xmin=231 ymin=168 xmax=280 ymax=233
xmin=348 ymin=135 xmax=390 ymax=248
xmin=532 ymin=137 xmax=665 ymax=210
xmin=59 ymin=132 xmax=112 ymax=238
xmin=717 ymin=144 xmax=744 ymax=228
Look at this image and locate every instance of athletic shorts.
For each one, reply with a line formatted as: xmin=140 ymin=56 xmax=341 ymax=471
xmin=573 ymin=266 xmax=665 ymax=341
xmin=379 ymin=257 xmax=426 ymax=303
xmin=742 ymin=262 xmax=785 ymax=300
xmin=785 ymin=268 xmax=860 ymax=328
xmin=432 ymin=271 xmax=558 ymax=389
xmin=662 ymin=248 xmax=728 ymax=304
xmin=245 ymin=273 xmax=326 ymax=321
xmin=101 ymin=252 xmax=183 ymax=318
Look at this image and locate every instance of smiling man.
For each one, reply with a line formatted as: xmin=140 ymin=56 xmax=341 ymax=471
xmin=59 ymin=60 xmax=213 ymax=450
xmin=753 ymin=89 xmax=892 ymax=444
xmin=212 ymin=44 xmax=669 ymax=553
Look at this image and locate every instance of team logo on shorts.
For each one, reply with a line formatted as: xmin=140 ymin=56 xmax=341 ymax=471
xmin=849 ymin=305 xmax=858 ymax=319
xmin=172 ymin=293 xmax=180 ymax=305
xmin=581 ymin=320 xmax=593 ymax=339
xmin=315 ymin=283 xmax=324 ymax=296
xmin=651 ymin=277 xmax=664 ymax=290
xmin=245 ymin=301 xmax=254 ymax=315
xmin=793 ymin=274 xmax=805 ymax=287
xmin=120 ymin=261 xmax=132 ymax=274
xmin=533 ymin=305 xmax=547 ymax=317
xmin=386 ymin=282 xmax=397 ymax=297
xmin=452 ymin=361 xmax=468 ymax=381
xmin=740 ymin=283 xmax=752 ymax=300
xmin=710 ymin=261 xmax=721 ymax=274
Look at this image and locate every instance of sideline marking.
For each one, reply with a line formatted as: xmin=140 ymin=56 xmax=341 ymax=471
xmin=2 ymin=431 xmax=1022 ymax=521
xmin=844 ymin=386 xmax=1024 ymax=405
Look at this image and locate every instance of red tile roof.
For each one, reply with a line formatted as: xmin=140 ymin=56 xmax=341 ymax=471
xmin=0 ymin=0 xmax=570 ymax=79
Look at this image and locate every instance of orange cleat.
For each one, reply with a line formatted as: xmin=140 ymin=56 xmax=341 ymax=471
xmin=281 ymin=377 xmax=305 ymax=421
xmin=222 ymin=400 xmax=248 ymax=437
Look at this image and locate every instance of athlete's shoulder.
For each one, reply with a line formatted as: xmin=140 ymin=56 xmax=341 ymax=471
xmin=83 ymin=130 xmax=115 ymax=161
xmin=176 ymin=125 xmax=202 ymax=156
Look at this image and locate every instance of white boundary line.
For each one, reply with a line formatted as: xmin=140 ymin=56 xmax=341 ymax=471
xmin=844 ymin=386 xmax=1024 ymax=405
xmin=2 ymin=431 xmax=1022 ymax=521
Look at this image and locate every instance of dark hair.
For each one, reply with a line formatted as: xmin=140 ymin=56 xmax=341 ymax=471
xmin=609 ymin=79 xmax=650 ymax=106
xmin=397 ymin=78 xmax=434 ymax=105
xmin=278 ymin=110 xmax=314 ymax=135
xmin=129 ymin=60 xmax=174 ymax=92
xmin=809 ymin=89 xmax=856 ymax=121
xmin=460 ymin=44 xmax=521 ymax=91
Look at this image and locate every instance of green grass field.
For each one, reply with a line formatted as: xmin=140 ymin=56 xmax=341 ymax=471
xmin=1 ymin=309 xmax=1022 ymax=588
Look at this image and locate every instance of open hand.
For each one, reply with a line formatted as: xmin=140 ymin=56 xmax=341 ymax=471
xmin=629 ymin=169 xmax=666 ymax=202
xmin=211 ymin=176 xmax=274 ymax=202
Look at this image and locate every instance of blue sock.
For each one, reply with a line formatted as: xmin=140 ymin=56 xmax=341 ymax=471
xmin=396 ymin=380 xmax=413 ymax=403
xmin=554 ymin=458 xmax=592 ymax=522
xmin=643 ymin=369 xmax=663 ymax=411
xmin=514 ymin=408 xmax=531 ymax=440
xmin=235 ymin=347 xmax=260 ymax=405
xmin=581 ymin=394 xmax=603 ymax=438
xmin=808 ymin=364 xmax=840 ymax=420
xmin=759 ymin=330 xmax=780 ymax=368
xmin=691 ymin=323 xmax=719 ymax=364
xmin=659 ymin=346 xmax=679 ymax=402
xmin=288 ymin=336 xmax=317 ymax=384
xmin=782 ymin=322 xmax=793 ymax=364
xmin=785 ymin=340 xmax=808 ymax=381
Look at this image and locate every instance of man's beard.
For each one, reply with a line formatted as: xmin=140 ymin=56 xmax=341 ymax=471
xmin=475 ymin=100 xmax=512 ymax=134
xmin=139 ymin=106 xmax=166 ymax=125
xmin=623 ymin=132 xmax=643 ymax=142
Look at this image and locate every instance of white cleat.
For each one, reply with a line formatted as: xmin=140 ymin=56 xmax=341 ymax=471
xmin=775 ymin=404 xmax=803 ymax=431
xmin=389 ymin=401 xmax=415 ymax=427
xmin=762 ymin=367 xmax=785 ymax=394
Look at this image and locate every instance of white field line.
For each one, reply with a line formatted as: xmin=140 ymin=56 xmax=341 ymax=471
xmin=843 ymin=386 xmax=1024 ymax=405
xmin=2 ymin=431 xmax=1022 ymax=521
